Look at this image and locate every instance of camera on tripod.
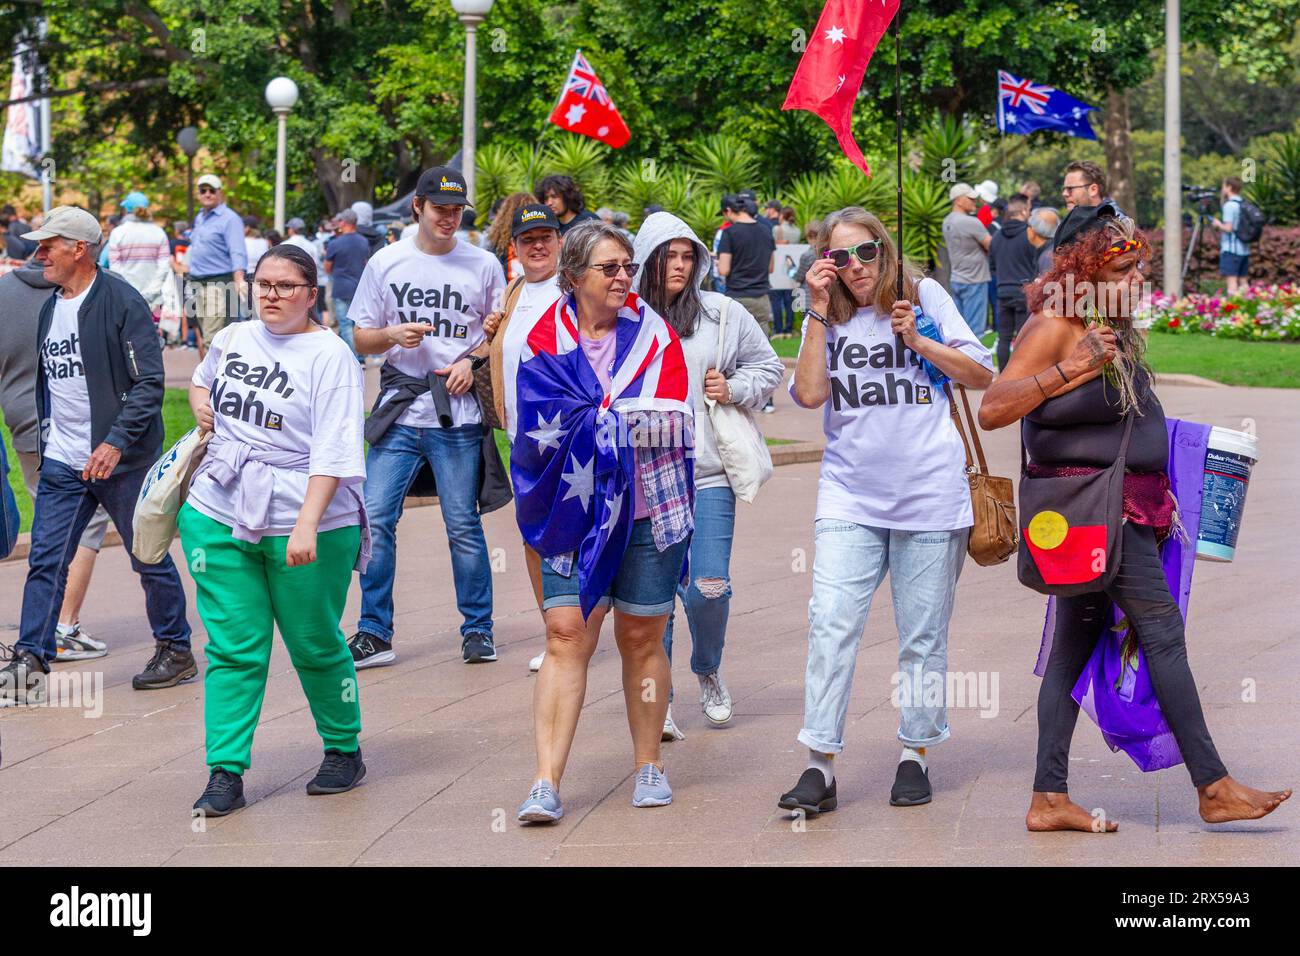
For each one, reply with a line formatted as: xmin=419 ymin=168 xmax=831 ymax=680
xmin=1182 ymin=185 xmax=1219 ymax=217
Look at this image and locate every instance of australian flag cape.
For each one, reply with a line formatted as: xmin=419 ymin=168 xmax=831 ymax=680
xmin=511 ymin=290 xmax=693 ymax=618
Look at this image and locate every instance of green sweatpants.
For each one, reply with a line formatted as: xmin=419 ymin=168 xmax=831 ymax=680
xmin=178 ymin=503 xmax=362 ymax=774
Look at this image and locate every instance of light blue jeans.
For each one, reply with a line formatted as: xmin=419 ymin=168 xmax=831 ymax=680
xmin=663 ymin=487 xmax=735 ymax=699
xmin=949 ymin=281 xmax=988 ymax=337
xmin=799 ymin=520 xmax=969 ymax=754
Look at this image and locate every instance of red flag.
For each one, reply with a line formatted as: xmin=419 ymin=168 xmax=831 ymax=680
xmin=782 ymin=0 xmax=901 ymax=175
xmin=548 ymin=50 xmax=631 ymax=149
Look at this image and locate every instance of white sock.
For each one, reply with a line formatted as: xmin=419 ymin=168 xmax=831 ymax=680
xmin=901 ymin=746 xmax=927 ymax=772
xmin=807 ymin=750 xmax=835 ymax=786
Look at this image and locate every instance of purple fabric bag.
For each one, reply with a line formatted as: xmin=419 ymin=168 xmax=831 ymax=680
xmin=1033 ymin=418 xmax=1210 ymax=772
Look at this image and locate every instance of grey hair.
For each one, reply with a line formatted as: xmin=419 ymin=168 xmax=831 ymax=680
xmin=557 ymin=221 xmax=634 ymax=294
xmin=611 ymin=211 xmax=630 ymax=228
xmin=1029 ymin=208 xmax=1059 ymax=239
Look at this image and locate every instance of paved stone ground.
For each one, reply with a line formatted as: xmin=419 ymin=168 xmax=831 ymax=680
xmin=1 ymin=377 xmax=1296 ymax=866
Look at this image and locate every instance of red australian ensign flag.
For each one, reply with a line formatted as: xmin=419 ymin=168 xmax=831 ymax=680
xmin=548 ymin=50 xmax=631 ymax=149
xmin=782 ymin=0 xmax=901 ymax=175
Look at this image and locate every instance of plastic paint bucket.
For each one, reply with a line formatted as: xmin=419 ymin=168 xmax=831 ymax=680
xmin=1196 ymin=426 xmax=1259 ymax=562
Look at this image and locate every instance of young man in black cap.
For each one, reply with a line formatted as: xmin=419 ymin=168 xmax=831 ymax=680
xmin=348 ymin=167 xmax=509 ymax=667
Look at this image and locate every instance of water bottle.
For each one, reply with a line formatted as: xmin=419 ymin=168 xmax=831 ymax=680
xmin=912 ymin=306 xmax=949 ymax=387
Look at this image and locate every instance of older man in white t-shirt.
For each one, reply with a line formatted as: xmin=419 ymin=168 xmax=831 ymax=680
xmin=347 ymin=166 xmax=507 ymax=668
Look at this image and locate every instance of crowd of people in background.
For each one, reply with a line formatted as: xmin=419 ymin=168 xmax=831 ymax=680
xmin=1 ymin=156 xmax=1289 ymax=829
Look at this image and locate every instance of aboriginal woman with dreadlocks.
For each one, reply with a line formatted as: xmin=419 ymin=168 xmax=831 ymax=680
xmin=980 ymin=201 xmax=1290 ymax=832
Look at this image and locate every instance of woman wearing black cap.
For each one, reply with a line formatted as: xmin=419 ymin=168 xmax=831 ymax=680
xmin=979 ymin=202 xmax=1291 ymax=831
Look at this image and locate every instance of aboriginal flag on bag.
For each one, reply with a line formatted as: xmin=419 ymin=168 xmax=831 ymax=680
xmin=1016 ymin=412 xmax=1135 ymax=596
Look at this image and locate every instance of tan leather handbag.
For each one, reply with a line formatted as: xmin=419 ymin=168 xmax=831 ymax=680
xmin=479 ymin=276 xmax=527 ymax=430
xmin=945 ymin=384 xmax=1018 ymax=566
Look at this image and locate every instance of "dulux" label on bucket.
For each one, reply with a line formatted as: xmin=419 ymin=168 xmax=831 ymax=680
xmin=1196 ymin=427 xmax=1258 ymax=562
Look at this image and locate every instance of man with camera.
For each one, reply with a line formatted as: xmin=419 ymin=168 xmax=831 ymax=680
xmin=1211 ymin=177 xmax=1251 ymax=294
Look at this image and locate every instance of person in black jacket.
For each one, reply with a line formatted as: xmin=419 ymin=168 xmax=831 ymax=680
xmin=0 ymin=207 xmax=194 ymax=706
xmin=988 ymin=195 xmax=1040 ymax=371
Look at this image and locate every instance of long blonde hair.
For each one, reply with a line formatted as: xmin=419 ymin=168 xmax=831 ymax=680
xmin=818 ymin=206 xmax=923 ymax=324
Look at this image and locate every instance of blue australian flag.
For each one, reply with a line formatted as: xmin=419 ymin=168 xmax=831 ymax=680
xmin=997 ymin=70 xmax=1097 ymax=140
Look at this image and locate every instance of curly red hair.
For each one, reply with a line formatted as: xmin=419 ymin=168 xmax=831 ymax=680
xmin=1025 ymin=218 xmax=1149 ymax=315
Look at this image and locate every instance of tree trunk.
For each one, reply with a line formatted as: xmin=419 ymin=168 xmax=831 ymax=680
xmin=312 ymin=150 xmax=377 ymax=213
xmin=1104 ymin=86 xmax=1136 ymax=218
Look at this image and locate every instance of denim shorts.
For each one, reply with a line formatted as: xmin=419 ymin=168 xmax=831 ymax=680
xmin=541 ymin=518 xmax=687 ymax=616
xmin=1219 ymin=251 xmax=1249 ymax=277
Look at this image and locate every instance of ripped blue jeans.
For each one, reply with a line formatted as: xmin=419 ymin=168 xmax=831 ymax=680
xmin=663 ymin=486 xmax=735 ymax=696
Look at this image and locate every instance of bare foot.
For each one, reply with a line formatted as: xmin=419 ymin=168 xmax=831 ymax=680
xmin=1198 ymin=776 xmax=1292 ymax=823
xmin=1026 ymin=791 xmax=1118 ymax=832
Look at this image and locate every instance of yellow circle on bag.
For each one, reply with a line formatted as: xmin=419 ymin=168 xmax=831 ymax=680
xmin=1027 ymin=510 xmax=1069 ymax=550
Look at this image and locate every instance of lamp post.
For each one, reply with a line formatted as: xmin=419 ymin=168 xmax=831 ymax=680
xmin=1162 ymin=0 xmax=1182 ymax=298
xmin=450 ymin=0 xmax=495 ymax=206
xmin=264 ymin=77 xmax=299 ymax=234
xmin=177 ymin=126 xmax=200 ymax=224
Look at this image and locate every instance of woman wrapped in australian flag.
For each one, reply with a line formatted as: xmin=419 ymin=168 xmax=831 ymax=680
xmin=510 ymin=221 xmax=694 ymax=823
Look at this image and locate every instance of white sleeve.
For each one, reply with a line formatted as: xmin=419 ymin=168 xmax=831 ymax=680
xmin=920 ymin=278 xmax=994 ymax=370
xmin=309 ymin=346 xmax=367 ymax=483
xmin=348 ymin=259 xmax=387 ymax=329
xmin=191 ymin=325 xmax=233 ymax=387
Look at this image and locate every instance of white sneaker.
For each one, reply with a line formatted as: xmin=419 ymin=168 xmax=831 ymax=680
xmin=661 ymin=704 xmax=686 ymax=741
xmin=698 ymin=671 xmax=733 ymax=725
xmin=528 ymin=651 xmax=546 ymax=673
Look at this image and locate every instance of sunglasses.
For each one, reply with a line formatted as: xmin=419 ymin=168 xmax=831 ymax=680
xmin=823 ymin=240 xmax=882 ymax=269
xmin=590 ymin=261 xmax=639 ymax=278
xmin=197 ymin=186 xmax=217 ymax=195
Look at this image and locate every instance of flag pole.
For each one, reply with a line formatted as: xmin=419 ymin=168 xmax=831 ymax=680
xmin=893 ymin=6 xmax=904 ymax=300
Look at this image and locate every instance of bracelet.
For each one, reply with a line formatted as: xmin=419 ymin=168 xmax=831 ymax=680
xmin=1033 ymin=373 xmax=1047 ymax=398
xmin=806 ymin=309 xmax=830 ymax=328
xmin=1055 ymin=362 xmax=1070 ymax=385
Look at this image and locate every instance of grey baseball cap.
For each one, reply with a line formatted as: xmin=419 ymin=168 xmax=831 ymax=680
xmin=22 ymin=206 xmax=102 ymax=244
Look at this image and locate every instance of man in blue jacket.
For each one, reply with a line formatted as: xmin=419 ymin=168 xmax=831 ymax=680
xmin=0 ymin=207 xmax=193 ymax=706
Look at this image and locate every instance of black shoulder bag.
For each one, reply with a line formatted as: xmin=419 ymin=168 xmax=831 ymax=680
xmin=1016 ymin=409 xmax=1135 ymax=596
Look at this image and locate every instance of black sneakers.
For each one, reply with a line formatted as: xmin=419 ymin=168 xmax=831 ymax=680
xmin=778 ymin=768 xmax=838 ymax=815
xmin=306 ymin=748 xmax=366 ymax=795
xmin=0 ymin=646 xmax=50 ymax=705
xmin=193 ymin=769 xmax=246 ymax=816
xmin=348 ymin=632 xmax=396 ymax=670
xmin=890 ymin=760 xmax=933 ymax=806
xmin=132 ymin=640 xmax=198 ymax=690
xmin=461 ymin=631 xmax=497 ymax=663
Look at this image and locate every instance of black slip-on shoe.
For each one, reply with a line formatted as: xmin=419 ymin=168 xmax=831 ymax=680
xmin=132 ymin=641 xmax=198 ymax=690
xmin=193 ymin=769 xmax=246 ymax=816
xmin=306 ymin=748 xmax=366 ymax=795
xmin=461 ymin=631 xmax=497 ymax=663
xmin=778 ymin=768 xmax=837 ymax=815
xmin=890 ymin=760 xmax=932 ymax=806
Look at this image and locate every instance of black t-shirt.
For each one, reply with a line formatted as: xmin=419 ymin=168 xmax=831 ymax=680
xmin=558 ymin=209 xmax=600 ymax=235
xmin=718 ymin=221 xmax=775 ymax=297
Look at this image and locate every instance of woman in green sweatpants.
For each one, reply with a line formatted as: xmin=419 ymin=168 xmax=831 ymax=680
xmin=180 ymin=244 xmax=370 ymax=816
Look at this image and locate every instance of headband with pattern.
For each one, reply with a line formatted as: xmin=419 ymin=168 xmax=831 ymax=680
xmin=1101 ymin=237 xmax=1144 ymax=263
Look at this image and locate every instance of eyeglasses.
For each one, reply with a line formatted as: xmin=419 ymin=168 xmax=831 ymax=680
xmin=254 ymin=280 xmax=311 ymax=298
xmin=197 ymin=186 xmax=217 ymax=195
xmin=1062 ymin=183 xmax=1091 ymax=194
xmin=589 ymin=261 xmax=639 ymax=278
xmin=823 ymin=240 xmax=882 ymax=269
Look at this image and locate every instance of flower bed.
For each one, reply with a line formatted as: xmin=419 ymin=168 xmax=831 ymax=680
xmin=1139 ymin=283 xmax=1300 ymax=340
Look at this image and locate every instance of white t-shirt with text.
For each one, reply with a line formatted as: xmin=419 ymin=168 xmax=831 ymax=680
xmin=188 ymin=320 xmax=366 ymax=534
xmin=42 ymin=277 xmax=97 ymax=470
xmin=789 ymin=277 xmax=994 ymax=531
xmin=349 ymin=237 xmax=506 ymax=428
xmin=501 ymin=274 xmax=561 ymax=441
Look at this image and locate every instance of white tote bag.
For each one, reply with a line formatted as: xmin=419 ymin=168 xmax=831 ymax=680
xmin=132 ymin=426 xmax=211 ymax=564
xmin=706 ymin=299 xmax=773 ymax=503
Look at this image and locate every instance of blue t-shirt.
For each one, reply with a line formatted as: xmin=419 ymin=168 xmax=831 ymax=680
xmin=325 ymin=232 xmax=372 ymax=301
xmin=1220 ymin=197 xmax=1248 ymax=257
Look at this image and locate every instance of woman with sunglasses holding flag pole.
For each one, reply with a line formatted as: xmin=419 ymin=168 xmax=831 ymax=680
xmin=777 ymin=206 xmax=993 ymax=815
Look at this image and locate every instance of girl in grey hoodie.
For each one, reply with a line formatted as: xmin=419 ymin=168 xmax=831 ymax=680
xmin=632 ymin=212 xmax=784 ymax=739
